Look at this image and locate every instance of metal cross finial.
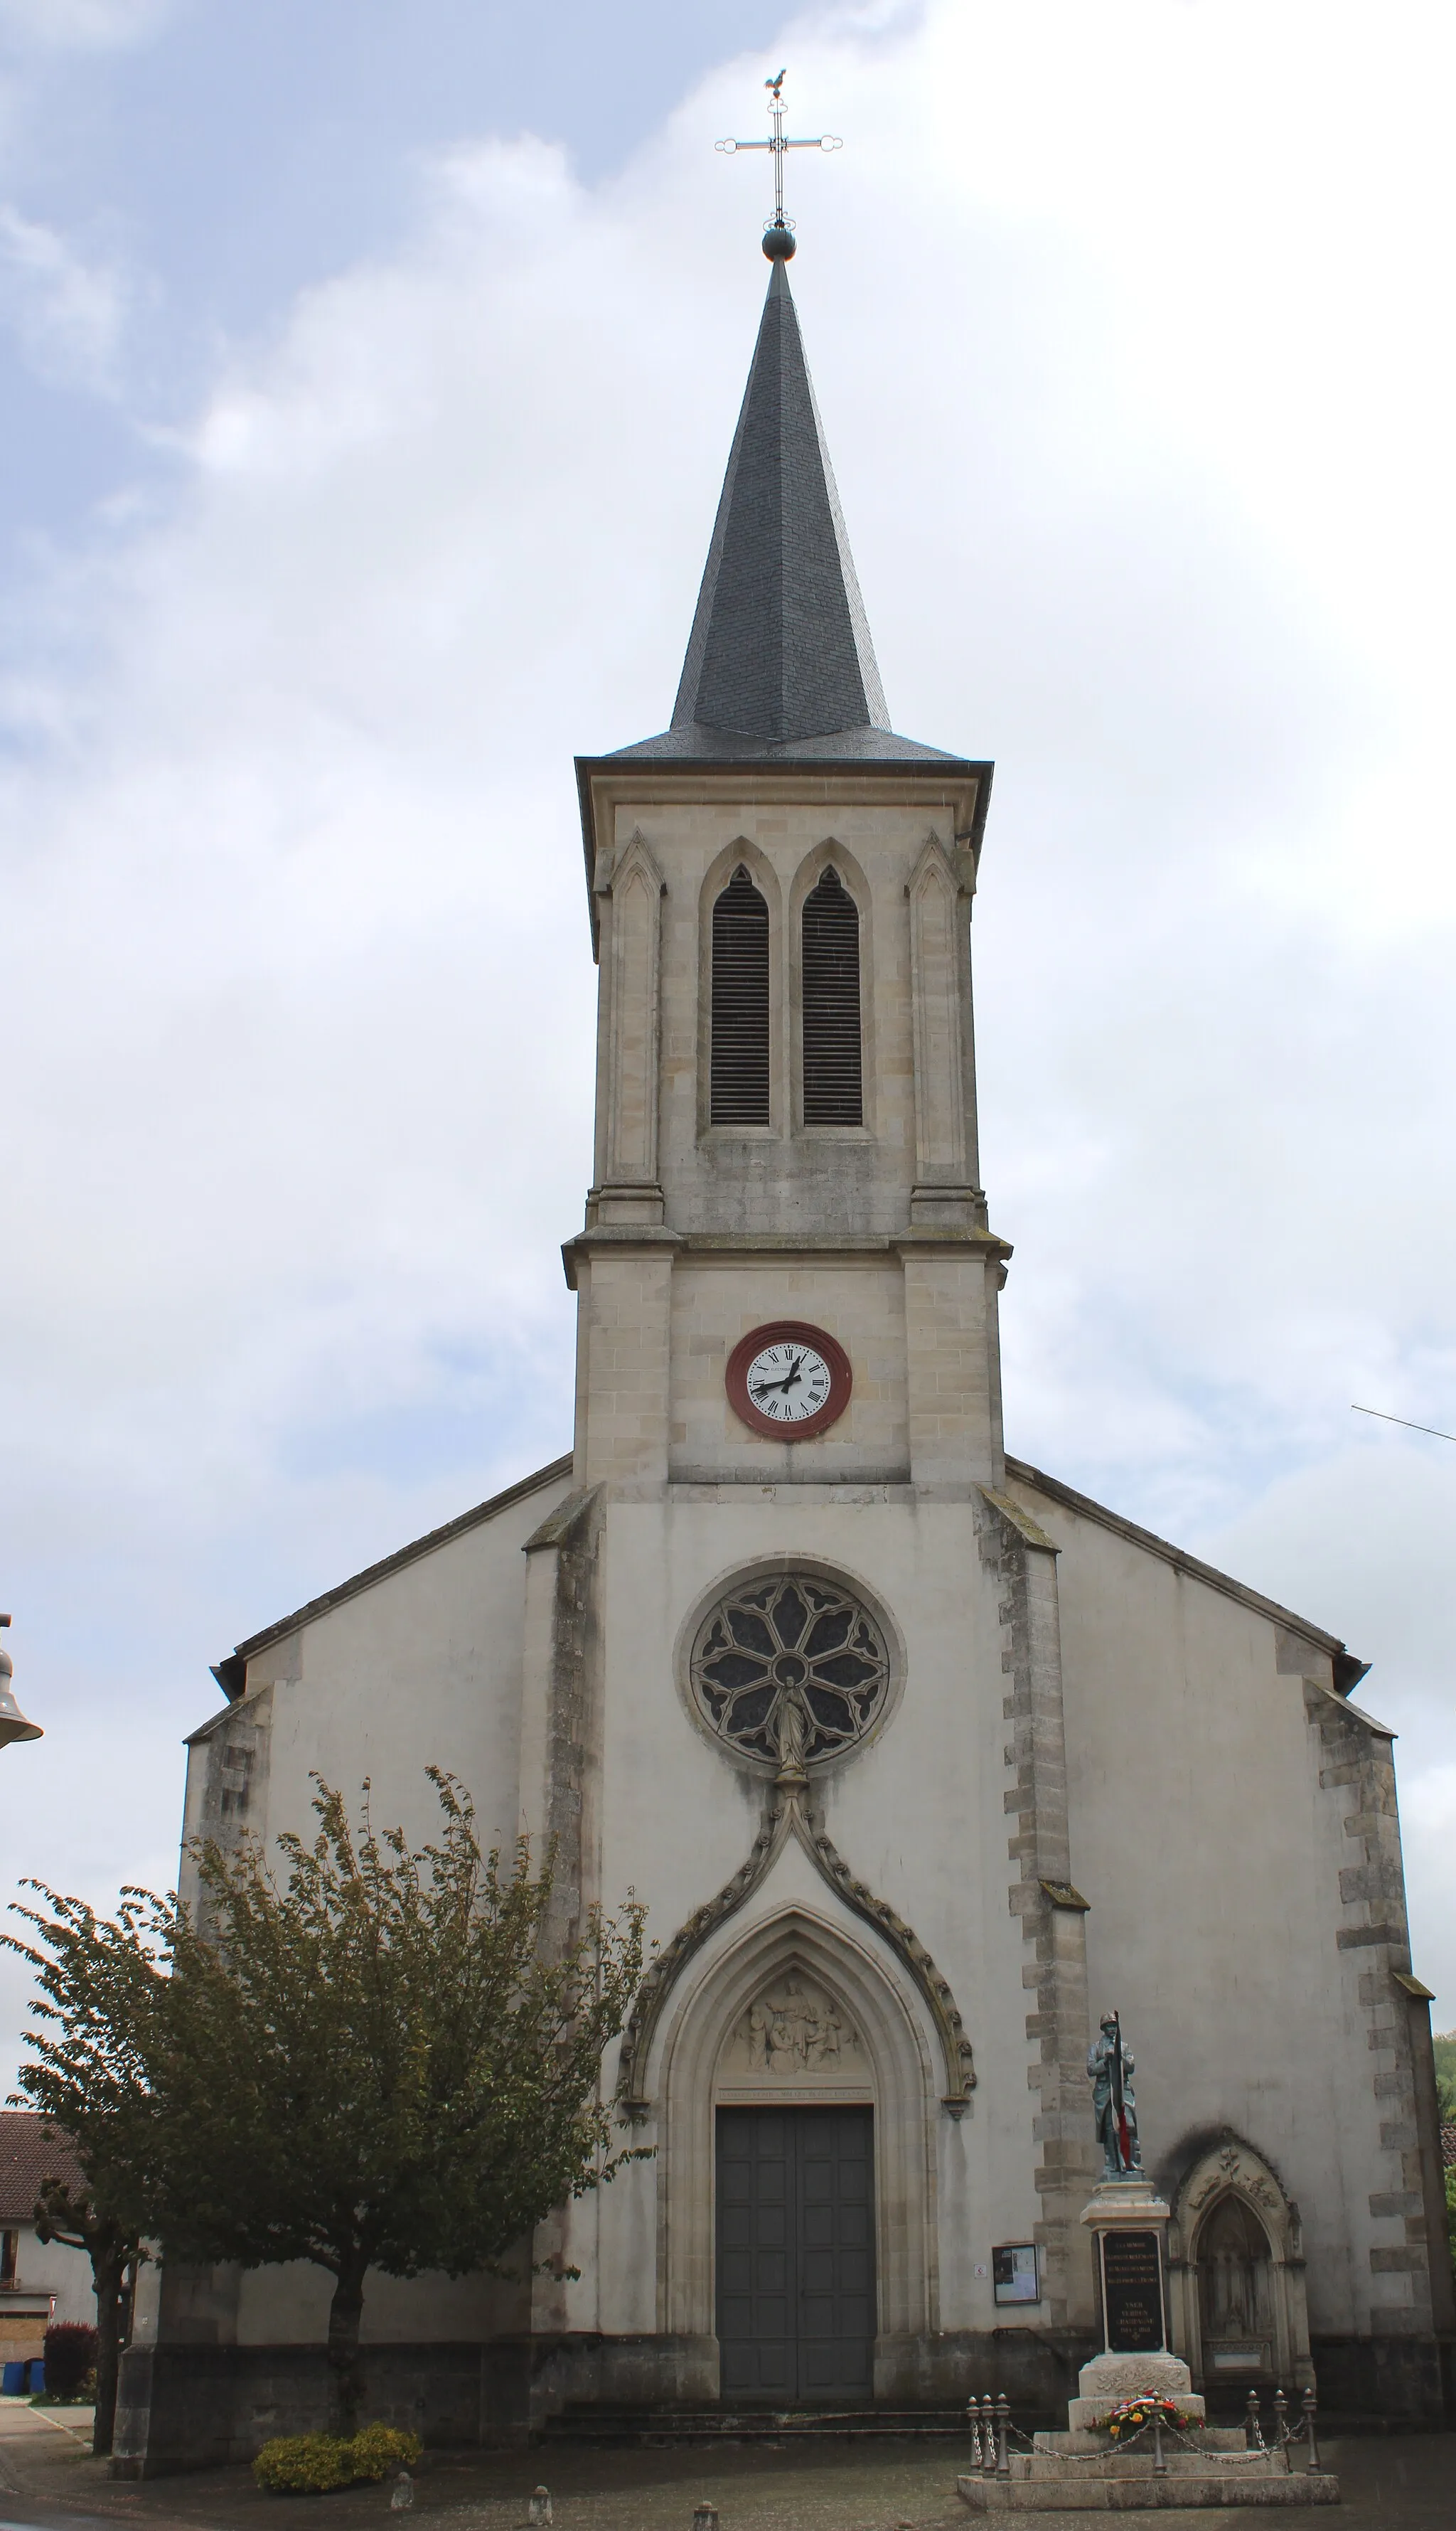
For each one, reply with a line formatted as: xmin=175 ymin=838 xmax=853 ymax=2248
xmin=716 ymin=69 xmax=842 ymax=257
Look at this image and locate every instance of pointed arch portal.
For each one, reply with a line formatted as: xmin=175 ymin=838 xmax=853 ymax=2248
xmin=649 ymin=1904 xmax=941 ymax=2380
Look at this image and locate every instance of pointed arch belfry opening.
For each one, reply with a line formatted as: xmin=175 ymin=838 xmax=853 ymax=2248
xmin=801 ymin=866 xmax=862 ymax=1124
xmin=710 ymin=866 xmax=771 ymax=1125
xmin=649 ymin=1904 xmax=939 ymax=2375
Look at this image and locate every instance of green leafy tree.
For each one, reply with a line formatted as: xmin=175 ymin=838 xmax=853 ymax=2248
xmin=4 ymin=1887 xmax=168 ymax=2455
xmin=8 ymin=1774 xmax=647 ymax=2436
xmin=1433 ymin=2028 xmax=1456 ymax=2124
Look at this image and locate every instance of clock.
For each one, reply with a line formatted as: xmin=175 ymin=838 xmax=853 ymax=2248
xmin=725 ymin=1320 xmax=852 ymax=1441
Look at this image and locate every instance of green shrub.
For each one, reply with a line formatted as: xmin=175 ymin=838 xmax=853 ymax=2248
xmin=252 ymin=2424 xmax=422 ymax=2495
xmin=254 ymin=2436 xmax=356 ymax=2495
xmin=348 ymin=2424 xmax=422 ymax=2482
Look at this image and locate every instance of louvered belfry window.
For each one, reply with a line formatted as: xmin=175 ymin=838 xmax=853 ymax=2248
xmin=801 ymin=868 xmax=862 ymax=1125
xmin=710 ymin=866 xmax=771 ymax=1125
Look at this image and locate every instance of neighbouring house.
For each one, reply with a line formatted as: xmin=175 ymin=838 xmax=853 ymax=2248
xmin=0 ymin=2111 xmax=96 ymax=2370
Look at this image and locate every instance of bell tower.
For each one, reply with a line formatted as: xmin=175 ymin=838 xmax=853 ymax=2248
xmin=569 ymin=250 xmax=1009 ymax=1499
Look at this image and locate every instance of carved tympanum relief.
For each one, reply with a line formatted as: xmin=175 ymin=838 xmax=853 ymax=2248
xmin=722 ymin=1974 xmax=863 ymax=2079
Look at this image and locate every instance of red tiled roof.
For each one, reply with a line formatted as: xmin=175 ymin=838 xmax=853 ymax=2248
xmin=1441 ymin=2119 xmax=1456 ymax=2172
xmin=0 ymin=2111 xmax=84 ymax=2226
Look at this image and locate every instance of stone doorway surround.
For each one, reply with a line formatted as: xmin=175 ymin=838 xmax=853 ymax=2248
xmin=1167 ymin=2136 xmax=1313 ymax=2395
xmin=648 ymin=1903 xmax=941 ymax=2394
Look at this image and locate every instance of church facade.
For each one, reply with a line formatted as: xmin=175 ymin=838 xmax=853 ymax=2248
xmin=117 ymin=252 xmax=1452 ymax=2469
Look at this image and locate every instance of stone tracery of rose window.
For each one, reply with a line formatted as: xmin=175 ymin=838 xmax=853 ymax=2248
xmin=688 ymin=1574 xmax=890 ymax=1770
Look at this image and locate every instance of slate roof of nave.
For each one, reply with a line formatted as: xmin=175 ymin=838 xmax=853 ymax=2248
xmin=208 ymin=1447 xmax=1367 ymax=1710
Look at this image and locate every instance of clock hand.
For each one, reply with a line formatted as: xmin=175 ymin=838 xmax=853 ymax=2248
xmin=751 ymin=1357 xmax=806 ymax=1399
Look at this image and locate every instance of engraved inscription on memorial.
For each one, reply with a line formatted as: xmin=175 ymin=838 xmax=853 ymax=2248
xmin=1101 ymin=2229 xmax=1166 ymax=2353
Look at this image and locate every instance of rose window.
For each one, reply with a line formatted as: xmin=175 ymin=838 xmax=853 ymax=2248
xmin=688 ymin=1574 xmax=891 ymax=1771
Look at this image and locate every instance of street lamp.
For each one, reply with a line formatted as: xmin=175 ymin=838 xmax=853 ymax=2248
xmin=0 ymin=1617 xmax=42 ymax=1749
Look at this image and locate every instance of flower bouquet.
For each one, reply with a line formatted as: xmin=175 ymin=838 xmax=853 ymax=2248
xmin=1103 ymin=2393 xmax=1197 ymax=2442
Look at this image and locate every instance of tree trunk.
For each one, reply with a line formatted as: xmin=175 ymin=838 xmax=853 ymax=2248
xmin=90 ymin=2242 xmax=126 ymax=2458
xmin=326 ymin=2254 xmax=370 ymax=2437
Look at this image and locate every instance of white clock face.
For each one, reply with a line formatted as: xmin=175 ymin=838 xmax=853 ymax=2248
xmin=744 ymin=1338 xmax=833 ymax=1425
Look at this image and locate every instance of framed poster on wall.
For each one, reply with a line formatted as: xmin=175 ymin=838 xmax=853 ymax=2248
xmin=992 ymin=2244 xmax=1039 ymax=2306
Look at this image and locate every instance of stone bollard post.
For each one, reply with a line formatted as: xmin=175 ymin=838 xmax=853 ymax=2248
xmin=1244 ymin=2390 xmax=1261 ymax=2451
xmin=390 ymin=2470 xmax=414 ymax=2511
xmin=1302 ymin=2386 xmax=1321 ymax=2475
xmin=1151 ymin=2412 xmax=1166 ymax=2478
xmin=692 ymin=2507 xmax=719 ymax=2531
xmin=980 ymin=2394 xmax=997 ymax=2478
xmin=995 ymin=2392 xmax=1011 ymax=2479
xmin=963 ymin=2394 xmax=982 ymax=2469
xmin=1273 ymin=2388 xmax=1290 ymax=2473
xmin=528 ymin=2490 xmax=553 ymax=2527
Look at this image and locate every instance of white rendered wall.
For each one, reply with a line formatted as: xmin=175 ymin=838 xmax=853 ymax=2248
xmin=1014 ymin=1474 xmax=1394 ymax=2339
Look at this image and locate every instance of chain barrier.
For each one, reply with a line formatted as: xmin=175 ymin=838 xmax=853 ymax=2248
xmin=962 ymin=2385 xmax=1323 ymax=2476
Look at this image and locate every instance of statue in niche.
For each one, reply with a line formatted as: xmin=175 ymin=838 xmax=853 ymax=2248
xmin=776 ymin=1684 xmax=810 ymax=1777
xmin=1088 ymin=2008 xmax=1143 ymax=2177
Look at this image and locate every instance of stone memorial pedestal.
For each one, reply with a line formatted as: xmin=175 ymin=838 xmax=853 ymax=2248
xmin=1071 ymin=2178 xmax=1201 ymax=2429
xmin=956 ymin=2184 xmax=1339 ymax=2510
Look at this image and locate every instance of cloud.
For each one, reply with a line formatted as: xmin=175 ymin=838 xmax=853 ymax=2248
xmin=0 ymin=203 xmax=132 ymax=390
xmin=0 ymin=0 xmax=176 ymax=52
xmin=1 ymin=0 xmax=1455 ymax=2077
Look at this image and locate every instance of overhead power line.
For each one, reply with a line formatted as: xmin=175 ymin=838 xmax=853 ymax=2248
xmin=1351 ymin=1404 xmax=1456 ymax=1444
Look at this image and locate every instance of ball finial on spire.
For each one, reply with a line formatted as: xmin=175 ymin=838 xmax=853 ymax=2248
xmin=762 ymin=220 xmax=796 ymax=262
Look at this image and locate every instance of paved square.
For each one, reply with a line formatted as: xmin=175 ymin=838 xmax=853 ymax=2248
xmin=4 ymin=2409 xmax=1456 ymax=2531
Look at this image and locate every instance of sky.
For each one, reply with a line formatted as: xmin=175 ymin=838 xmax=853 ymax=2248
xmin=1 ymin=0 xmax=1454 ymax=2084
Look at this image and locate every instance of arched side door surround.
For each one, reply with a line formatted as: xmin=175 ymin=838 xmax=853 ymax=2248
xmin=1167 ymin=2136 xmax=1312 ymax=2395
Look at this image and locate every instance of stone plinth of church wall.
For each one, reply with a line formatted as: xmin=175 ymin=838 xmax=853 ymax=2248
xmin=877 ymin=2328 xmax=1095 ymax=2419
xmin=111 ymin=2338 xmax=537 ymax=2474
xmin=108 ymin=2320 xmax=1452 ymax=2472
xmin=1305 ymin=2332 xmax=1451 ymax=2429
xmin=109 ymin=2334 xmax=721 ymax=2473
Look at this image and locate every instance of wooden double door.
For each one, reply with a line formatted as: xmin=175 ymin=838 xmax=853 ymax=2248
xmin=716 ymin=2105 xmax=876 ymax=2404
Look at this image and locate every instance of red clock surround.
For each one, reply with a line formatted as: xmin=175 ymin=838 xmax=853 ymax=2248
xmin=725 ymin=1320 xmax=853 ymax=1442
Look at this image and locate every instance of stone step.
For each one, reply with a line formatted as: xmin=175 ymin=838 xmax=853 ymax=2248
xmin=1025 ymin=2451 xmax=1279 ymax=2479
xmin=544 ymin=2407 xmax=973 ymax=2446
xmin=958 ymin=2467 xmax=1342 ymax=2511
xmin=1036 ymin=2428 xmax=1249 ymax=2455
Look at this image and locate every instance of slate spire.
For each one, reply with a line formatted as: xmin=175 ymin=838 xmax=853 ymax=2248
xmin=670 ymin=259 xmax=890 ymax=747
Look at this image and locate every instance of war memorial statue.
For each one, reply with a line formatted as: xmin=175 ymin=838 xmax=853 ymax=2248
xmin=1088 ymin=2009 xmax=1142 ymax=2178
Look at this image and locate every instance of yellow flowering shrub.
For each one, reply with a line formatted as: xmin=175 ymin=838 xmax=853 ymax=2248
xmin=348 ymin=2425 xmax=422 ymax=2481
xmin=252 ymin=2424 xmax=422 ymax=2493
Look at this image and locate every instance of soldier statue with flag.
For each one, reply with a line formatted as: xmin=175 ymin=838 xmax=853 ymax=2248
xmin=1088 ymin=2009 xmax=1143 ymax=2178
